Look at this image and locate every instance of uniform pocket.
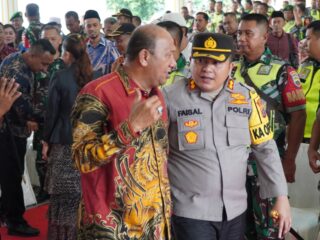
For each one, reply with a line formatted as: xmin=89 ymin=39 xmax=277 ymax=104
xmin=177 ymin=116 xmax=205 ymax=151
xmin=226 ymin=115 xmax=251 ymax=146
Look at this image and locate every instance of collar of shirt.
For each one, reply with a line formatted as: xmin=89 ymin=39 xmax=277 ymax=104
xmin=87 ymin=36 xmax=107 ymax=48
xmin=241 ymin=47 xmax=273 ymax=69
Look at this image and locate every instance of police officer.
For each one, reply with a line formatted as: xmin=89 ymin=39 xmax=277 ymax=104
xmin=163 ymin=32 xmax=292 ymax=240
xmin=298 ymin=20 xmax=320 ymax=143
xmin=233 ymin=14 xmax=306 ymax=239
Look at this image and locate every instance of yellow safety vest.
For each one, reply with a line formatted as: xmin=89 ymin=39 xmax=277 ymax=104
xmin=298 ymin=61 xmax=320 ymax=138
xmin=310 ymin=9 xmax=320 ymax=21
xmin=284 ymin=20 xmax=295 ymax=33
xmin=232 ymin=60 xmax=284 ymax=138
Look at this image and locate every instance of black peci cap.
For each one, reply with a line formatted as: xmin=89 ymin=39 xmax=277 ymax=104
xmin=84 ymin=10 xmax=100 ymax=21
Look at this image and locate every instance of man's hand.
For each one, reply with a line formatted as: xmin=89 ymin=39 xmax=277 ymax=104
xmin=307 ymin=149 xmax=320 ymax=173
xmin=26 ymin=121 xmax=38 ymax=132
xmin=0 ymin=78 xmax=21 ymax=118
xmin=128 ymin=89 xmax=163 ymax=133
xmin=271 ymin=195 xmax=292 ymax=239
xmin=282 ymin=155 xmax=296 ymax=183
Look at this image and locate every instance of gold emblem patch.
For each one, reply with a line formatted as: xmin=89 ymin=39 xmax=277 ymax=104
xmin=204 ymin=37 xmax=217 ymax=49
xmin=227 ymin=79 xmax=234 ymax=90
xmin=229 ymin=93 xmax=248 ymax=104
xmin=185 ymin=131 xmax=198 ymax=144
xmin=184 ymin=120 xmax=199 ymax=128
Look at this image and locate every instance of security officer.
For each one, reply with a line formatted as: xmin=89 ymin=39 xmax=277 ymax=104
xmin=10 ymin=12 xmax=25 ymax=44
xmin=298 ymin=20 xmax=320 ymax=142
xmin=163 ymin=32 xmax=292 ymax=240
xmin=232 ymin=13 xmax=306 ymax=239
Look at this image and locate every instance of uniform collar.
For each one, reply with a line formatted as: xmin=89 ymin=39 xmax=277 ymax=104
xmin=240 ymin=47 xmax=273 ymax=75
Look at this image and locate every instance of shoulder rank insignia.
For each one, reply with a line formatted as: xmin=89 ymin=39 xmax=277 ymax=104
xmin=227 ymin=79 xmax=234 ymax=90
xmin=257 ymin=65 xmax=273 ymax=75
xmin=189 ymin=79 xmax=196 ymax=90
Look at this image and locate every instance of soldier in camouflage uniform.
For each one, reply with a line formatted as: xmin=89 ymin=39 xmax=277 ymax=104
xmin=232 ymin=14 xmax=306 ymax=239
xmin=33 ymin=25 xmax=65 ymax=201
xmin=22 ymin=3 xmax=43 ymax=50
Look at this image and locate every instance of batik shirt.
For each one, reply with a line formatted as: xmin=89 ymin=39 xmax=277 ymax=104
xmin=0 ymin=44 xmax=17 ymax=64
xmin=0 ymin=52 xmax=36 ymax=137
xmin=72 ymin=66 xmax=171 ymax=240
xmin=87 ymin=36 xmax=119 ymax=76
xmin=232 ymin=48 xmax=306 ymax=155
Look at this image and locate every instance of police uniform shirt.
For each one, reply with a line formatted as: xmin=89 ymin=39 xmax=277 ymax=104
xmin=163 ymin=78 xmax=288 ymax=222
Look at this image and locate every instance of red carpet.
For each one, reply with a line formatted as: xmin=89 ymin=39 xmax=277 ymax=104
xmin=0 ymin=204 xmax=48 ymax=240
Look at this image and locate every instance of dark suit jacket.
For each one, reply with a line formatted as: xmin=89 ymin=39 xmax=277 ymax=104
xmin=43 ymin=64 xmax=80 ymax=144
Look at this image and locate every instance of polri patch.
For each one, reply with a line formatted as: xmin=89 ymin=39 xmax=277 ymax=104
xmin=257 ymin=65 xmax=273 ymax=75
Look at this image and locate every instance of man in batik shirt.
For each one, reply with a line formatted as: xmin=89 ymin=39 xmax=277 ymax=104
xmin=84 ymin=10 xmax=119 ymax=76
xmin=72 ymin=24 xmax=176 ymax=239
xmin=0 ymin=39 xmax=55 ymax=237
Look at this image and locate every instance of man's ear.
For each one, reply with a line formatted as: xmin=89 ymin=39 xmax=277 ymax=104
xmin=138 ymin=49 xmax=151 ymax=67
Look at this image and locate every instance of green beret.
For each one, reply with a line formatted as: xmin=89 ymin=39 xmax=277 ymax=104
xmin=192 ymin=33 xmax=234 ymax=62
xmin=10 ymin=11 xmax=23 ymax=21
xmin=283 ymin=5 xmax=294 ymax=11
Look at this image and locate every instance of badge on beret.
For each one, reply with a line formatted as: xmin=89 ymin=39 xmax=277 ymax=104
xmin=257 ymin=65 xmax=273 ymax=75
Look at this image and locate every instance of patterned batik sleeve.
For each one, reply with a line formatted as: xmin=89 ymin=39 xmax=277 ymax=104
xmin=280 ymin=66 xmax=306 ymax=113
xmin=249 ymin=90 xmax=274 ymax=145
xmin=71 ymin=93 xmax=139 ymax=173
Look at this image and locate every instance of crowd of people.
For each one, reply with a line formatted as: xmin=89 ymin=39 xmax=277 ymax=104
xmin=0 ymin=0 xmax=319 ymax=239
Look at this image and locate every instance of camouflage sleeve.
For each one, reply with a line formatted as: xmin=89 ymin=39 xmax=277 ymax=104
xmin=280 ymin=66 xmax=306 ymax=113
xmin=71 ymin=93 xmax=139 ymax=173
xmin=249 ymin=91 xmax=288 ymax=198
xmin=249 ymin=90 xmax=273 ymax=145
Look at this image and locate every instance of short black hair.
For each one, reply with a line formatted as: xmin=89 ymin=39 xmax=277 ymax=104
xmin=241 ymin=13 xmax=269 ymax=31
xmin=196 ymin=12 xmax=209 ymax=21
xmin=224 ymin=12 xmax=238 ymax=21
xmin=3 ymin=24 xmax=17 ymax=34
xmin=307 ymin=20 xmax=320 ymax=38
xmin=26 ymin=3 xmax=39 ymax=17
xmin=157 ymin=21 xmax=183 ymax=48
xmin=29 ymin=39 xmax=56 ymax=55
xmin=258 ymin=2 xmax=269 ymax=11
xmin=65 ymin=11 xmax=79 ymax=21
xmin=181 ymin=6 xmax=188 ymax=11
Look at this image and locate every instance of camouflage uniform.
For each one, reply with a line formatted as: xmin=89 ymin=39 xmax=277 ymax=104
xmin=22 ymin=21 xmax=43 ymax=49
xmin=232 ymin=48 xmax=306 ymax=239
xmin=33 ymin=58 xmax=65 ymax=197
